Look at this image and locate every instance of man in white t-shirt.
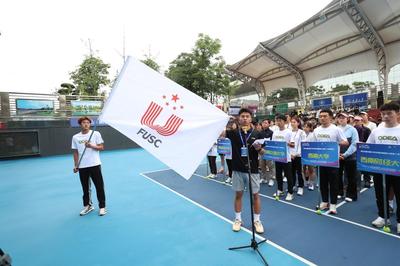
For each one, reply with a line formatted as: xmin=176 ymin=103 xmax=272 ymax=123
xmin=307 ymin=109 xmax=348 ymax=214
xmin=272 ymin=114 xmax=294 ymax=201
xmin=72 ymin=116 xmax=107 ymax=216
xmin=361 ymin=111 xmax=377 ymax=131
xmin=367 ymin=102 xmax=400 ymax=233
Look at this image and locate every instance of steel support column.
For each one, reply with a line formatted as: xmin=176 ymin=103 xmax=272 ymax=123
xmin=258 ymin=43 xmax=307 ymax=107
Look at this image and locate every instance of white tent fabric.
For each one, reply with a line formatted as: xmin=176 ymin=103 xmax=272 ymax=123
xmin=228 ymin=0 xmax=400 ymax=99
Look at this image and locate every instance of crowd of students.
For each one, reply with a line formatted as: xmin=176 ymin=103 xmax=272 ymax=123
xmin=206 ymin=100 xmax=400 ymax=235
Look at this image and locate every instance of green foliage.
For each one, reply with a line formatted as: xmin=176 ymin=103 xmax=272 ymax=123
xmin=269 ymin=87 xmax=299 ymax=102
xmin=141 ymin=54 xmax=160 ymax=72
xmin=57 ymin=83 xmax=76 ymax=95
xmin=352 ymin=81 xmax=375 ymax=88
xmin=306 ymin=85 xmax=325 ymax=97
xmin=331 ymin=84 xmax=351 ymax=93
xmin=70 ymin=56 xmax=111 ymax=96
xmin=165 ymin=33 xmax=232 ymax=103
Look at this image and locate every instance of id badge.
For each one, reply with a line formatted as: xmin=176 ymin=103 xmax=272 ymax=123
xmin=241 ymin=146 xmax=248 ymax=157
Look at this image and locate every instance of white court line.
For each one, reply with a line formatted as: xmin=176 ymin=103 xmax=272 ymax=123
xmin=192 ymin=171 xmax=400 ymax=240
xmin=336 ymin=187 xmax=371 ymax=209
xmin=140 ymin=172 xmax=317 ymax=266
xmin=141 ymin=162 xmax=209 ymax=176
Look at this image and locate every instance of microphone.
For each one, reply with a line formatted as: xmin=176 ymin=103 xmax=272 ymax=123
xmin=241 ymin=125 xmax=250 ymax=134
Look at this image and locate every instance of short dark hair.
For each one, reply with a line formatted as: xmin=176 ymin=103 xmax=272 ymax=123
xmin=262 ymin=118 xmax=270 ymax=123
xmin=275 ymin=114 xmax=286 ymax=121
xmin=238 ymin=108 xmax=252 ymax=116
xmin=320 ymin=109 xmax=334 ymax=117
xmin=78 ymin=116 xmax=92 ymax=125
xmin=380 ymin=102 xmax=400 ymax=112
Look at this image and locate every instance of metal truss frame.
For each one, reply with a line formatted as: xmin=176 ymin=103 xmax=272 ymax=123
xmin=342 ymin=0 xmax=387 ymax=88
xmin=258 ymin=43 xmax=306 ymax=105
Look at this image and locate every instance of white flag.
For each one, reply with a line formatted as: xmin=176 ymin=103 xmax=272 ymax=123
xmin=99 ymin=57 xmax=229 ymax=179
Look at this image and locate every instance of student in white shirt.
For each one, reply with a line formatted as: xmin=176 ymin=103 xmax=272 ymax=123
xmin=367 ymin=102 xmax=400 ymax=233
xmin=289 ymin=117 xmax=307 ymax=196
xmin=72 ymin=117 xmax=107 ymax=216
xmin=361 ymin=111 xmax=377 ymax=131
xmin=307 ymin=109 xmax=348 ymax=214
xmin=336 ymin=113 xmax=359 ymax=202
xmin=272 ymin=114 xmax=294 ymax=201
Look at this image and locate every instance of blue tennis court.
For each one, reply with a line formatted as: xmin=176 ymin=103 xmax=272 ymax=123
xmin=1 ymin=148 xmax=400 ymax=265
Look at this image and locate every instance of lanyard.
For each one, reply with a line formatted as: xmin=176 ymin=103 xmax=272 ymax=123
xmin=239 ymin=128 xmax=254 ymax=147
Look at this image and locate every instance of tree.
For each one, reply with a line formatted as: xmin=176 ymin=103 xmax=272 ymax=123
xmin=70 ymin=56 xmax=111 ymax=96
xmin=165 ymin=33 xmax=232 ymax=103
xmin=57 ymin=83 xmax=77 ymax=95
xmin=305 ymin=85 xmax=325 ymax=97
xmin=269 ymin=88 xmax=299 ymax=102
xmin=141 ymin=54 xmax=160 ymax=72
xmin=331 ymin=84 xmax=350 ymax=93
xmin=352 ymin=81 xmax=374 ymax=89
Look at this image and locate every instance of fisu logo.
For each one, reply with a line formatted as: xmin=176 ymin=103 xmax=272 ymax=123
xmin=137 ymin=94 xmax=184 ymax=148
xmin=140 ymin=94 xmax=184 ymax=136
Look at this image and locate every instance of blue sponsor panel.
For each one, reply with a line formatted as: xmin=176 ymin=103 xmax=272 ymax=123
xmin=301 ymin=142 xmax=339 ymax=168
xmin=312 ymin=97 xmax=332 ymax=110
xmin=342 ymin=92 xmax=368 ymax=110
xmin=262 ymin=141 xmax=288 ymax=163
xmin=357 ymin=143 xmax=400 ymax=176
xmin=217 ymin=138 xmax=232 ymax=156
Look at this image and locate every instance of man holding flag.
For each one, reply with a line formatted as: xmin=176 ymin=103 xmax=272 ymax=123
xmin=225 ymin=108 xmax=265 ymax=234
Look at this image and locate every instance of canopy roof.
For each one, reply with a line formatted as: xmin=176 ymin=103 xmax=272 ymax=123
xmin=228 ymin=0 xmax=400 ymax=104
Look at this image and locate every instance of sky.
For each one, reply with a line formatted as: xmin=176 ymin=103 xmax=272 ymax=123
xmin=0 ymin=0 xmax=333 ymax=94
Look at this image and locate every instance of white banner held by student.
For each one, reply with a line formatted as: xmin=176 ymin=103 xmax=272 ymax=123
xmin=99 ymin=56 xmax=229 ymax=179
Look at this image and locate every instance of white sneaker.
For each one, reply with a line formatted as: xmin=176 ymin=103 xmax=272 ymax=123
xmin=79 ymin=205 xmax=94 ymax=216
xmin=345 ymin=197 xmax=353 ymax=202
xmin=283 ymin=177 xmax=287 ymax=182
xmin=268 ymin=179 xmax=274 ymax=187
xmin=273 ymin=190 xmax=284 ymax=197
xmin=337 ymin=195 xmax=342 ymax=200
xmin=285 ymin=193 xmax=294 ymax=201
xmin=319 ymin=202 xmax=329 ymax=211
xmin=254 ymin=220 xmax=264 ymax=234
xmin=371 ymin=216 xmax=390 ymax=228
xmin=232 ymin=219 xmax=242 ymax=232
xmin=308 ymin=183 xmax=314 ymax=191
xmin=225 ymin=177 xmax=232 ymax=183
xmin=206 ymin=174 xmax=216 ymax=179
xmin=99 ymin=208 xmax=107 ymax=216
xmin=297 ymin=187 xmax=304 ymax=196
xmin=328 ymin=204 xmax=337 ymax=215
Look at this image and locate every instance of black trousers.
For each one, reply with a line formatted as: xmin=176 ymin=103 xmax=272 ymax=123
xmin=338 ymin=159 xmax=359 ymax=200
xmin=373 ymin=174 xmax=400 ymax=222
xmin=79 ymin=165 xmax=106 ymax=208
xmin=275 ymin=161 xmax=293 ymax=194
xmin=226 ymin=159 xmax=233 ymax=177
xmin=320 ymin=166 xmax=339 ymax=204
xmin=291 ymin=156 xmax=304 ymax=188
xmin=207 ymin=156 xmax=217 ymax=174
